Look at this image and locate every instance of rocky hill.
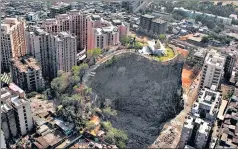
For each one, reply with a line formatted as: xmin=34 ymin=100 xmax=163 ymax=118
xmin=87 ymin=53 xmax=184 ymax=148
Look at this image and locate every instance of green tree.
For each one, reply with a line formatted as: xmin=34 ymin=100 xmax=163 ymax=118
xmin=120 ymin=36 xmax=130 ymax=46
xmin=51 ymin=72 xmax=70 ymax=95
xmin=87 ymin=48 xmax=102 ymax=57
xmin=159 ymin=34 xmax=166 ymax=42
xmin=201 ymin=36 xmax=209 ymax=43
xmin=86 ymin=121 xmax=97 ymax=131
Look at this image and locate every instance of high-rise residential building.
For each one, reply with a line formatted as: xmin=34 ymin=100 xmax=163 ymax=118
xmin=199 ymin=50 xmax=226 ymax=90
xmin=26 ymin=28 xmax=50 ymax=79
xmin=41 ymin=11 xmax=128 ymax=51
xmin=178 ymin=115 xmax=211 ymax=148
xmin=1 ymin=104 xmax=18 ymax=140
xmin=139 ymin=14 xmax=167 ymax=38
xmin=1 ymin=83 xmax=33 ymax=139
xmin=1 ymin=18 xmax=27 ymax=71
xmin=112 ymin=20 xmax=130 ymax=38
xmin=178 ymin=115 xmax=194 ymax=148
xmin=224 ymin=53 xmax=237 ymax=80
xmin=49 ymin=32 xmax=77 ymax=78
xmin=26 ymin=27 xmax=77 ymax=80
xmin=193 ymin=118 xmax=211 ymax=148
xmin=86 ymin=15 xmax=122 ymax=50
xmin=41 ymin=10 xmax=87 ymax=50
xmin=10 ymin=56 xmax=45 ymax=92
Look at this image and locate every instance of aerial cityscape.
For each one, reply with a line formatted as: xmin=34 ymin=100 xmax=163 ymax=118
xmin=1 ymin=0 xmax=238 ymax=149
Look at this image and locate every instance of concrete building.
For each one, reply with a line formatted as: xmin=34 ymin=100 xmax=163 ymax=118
xmin=178 ymin=115 xmax=211 ymax=148
xmin=199 ymin=50 xmax=226 ymax=90
xmin=49 ymin=32 xmax=77 ymax=78
xmin=48 ymin=2 xmax=71 ymax=18
xmin=42 ymin=10 xmax=87 ymax=50
xmin=26 ymin=12 xmax=39 ymax=22
xmin=86 ymin=15 xmax=121 ymax=50
xmin=26 ymin=28 xmax=50 ymax=79
xmin=138 ymin=14 xmax=155 ymax=34
xmin=192 ymin=86 xmax=222 ymax=121
xmin=1 ymin=18 xmax=27 ymax=71
xmin=1 ymin=83 xmax=33 ymax=139
xmin=26 ymin=27 xmax=77 ymax=79
xmin=10 ymin=56 xmax=44 ymax=92
xmin=149 ymin=18 xmax=167 ymax=37
xmin=139 ymin=14 xmax=167 ymax=38
xmin=1 ymin=104 xmax=18 ymax=140
xmin=174 ymin=7 xmax=232 ymax=25
xmin=224 ymin=53 xmax=237 ymax=80
xmin=216 ymin=95 xmax=238 ymax=148
xmin=194 ymin=118 xmax=211 ymax=148
xmin=1 ymin=131 xmax=6 ymax=148
xmin=178 ymin=115 xmax=194 ymax=148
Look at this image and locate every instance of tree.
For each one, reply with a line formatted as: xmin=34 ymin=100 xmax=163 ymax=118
xmin=87 ymin=48 xmax=102 ymax=58
xmin=133 ymin=42 xmax=143 ymax=50
xmin=51 ymin=72 xmax=70 ymax=95
xmin=86 ymin=121 xmax=97 ymax=131
xmin=101 ymin=121 xmax=128 ymax=148
xmin=102 ymin=107 xmax=117 ymax=119
xmin=120 ymin=36 xmax=130 ymax=46
xmin=159 ymin=34 xmax=166 ymax=42
xmin=201 ymin=36 xmax=209 ymax=43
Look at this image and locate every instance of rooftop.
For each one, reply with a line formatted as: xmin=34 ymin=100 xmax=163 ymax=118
xmin=152 ymin=18 xmax=166 ymax=24
xmin=11 ymin=56 xmax=41 ymax=73
xmin=142 ymin=14 xmax=155 ymax=19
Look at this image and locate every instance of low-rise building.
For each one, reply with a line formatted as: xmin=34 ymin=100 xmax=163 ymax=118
xmin=216 ymin=96 xmax=238 ymax=148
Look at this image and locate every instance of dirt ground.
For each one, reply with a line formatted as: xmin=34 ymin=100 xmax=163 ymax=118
xmin=177 ymin=48 xmax=189 ymax=57
xmin=30 ymin=94 xmax=55 ymax=116
xmin=129 ymin=31 xmax=150 ymax=43
xmin=182 ymin=68 xmax=193 ymax=90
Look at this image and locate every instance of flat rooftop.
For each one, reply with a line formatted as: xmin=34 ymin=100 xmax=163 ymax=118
xmin=152 ymin=18 xmax=166 ymax=24
xmin=142 ymin=14 xmax=155 ymax=19
xmin=11 ymin=56 xmax=41 ymax=73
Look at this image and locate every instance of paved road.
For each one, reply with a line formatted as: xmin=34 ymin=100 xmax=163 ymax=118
xmin=82 ymin=49 xmax=137 ymax=84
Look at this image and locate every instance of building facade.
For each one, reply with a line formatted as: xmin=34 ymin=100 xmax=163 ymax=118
xmin=138 ymin=14 xmax=167 ymax=38
xmin=10 ymin=56 xmax=45 ymax=92
xmin=178 ymin=115 xmax=211 ymax=148
xmin=86 ymin=15 xmax=120 ymax=50
xmin=42 ymin=10 xmax=87 ymax=50
xmin=192 ymin=87 xmax=222 ymax=121
xmin=224 ymin=53 xmax=237 ymax=80
xmin=1 ymin=18 xmax=27 ymax=71
xmin=26 ymin=28 xmax=77 ymax=80
xmin=199 ymin=50 xmax=226 ymax=90
xmin=1 ymin=83 xmax=33 ymax=140
xmin=49 ymin=32 xmax=77 ymax=78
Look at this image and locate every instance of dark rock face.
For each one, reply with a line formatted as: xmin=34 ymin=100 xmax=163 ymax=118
xmin=88 ymin=53 xmax=184 ymax=148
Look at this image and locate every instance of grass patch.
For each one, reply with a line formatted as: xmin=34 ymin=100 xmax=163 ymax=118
xmin=152 ymin=47 xmax=175 ymax=62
